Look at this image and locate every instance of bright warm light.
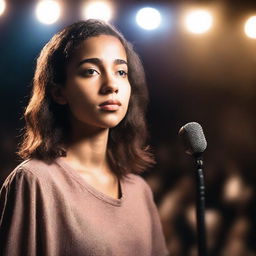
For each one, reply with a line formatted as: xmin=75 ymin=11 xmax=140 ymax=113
xmin=0 ymin=0 xmax=6 ymax=16
xmin=185 ymin=10 xmax=213 ymax=34
xmin=82 ymin=1 xmax=113 ymax=22
xmin=36 ymin=0 xmax=61 ymax=25
xmin=136 ymin=7 xmax=162 ymax=30
xmin=244 ymin=16 xmax=256 ymax=39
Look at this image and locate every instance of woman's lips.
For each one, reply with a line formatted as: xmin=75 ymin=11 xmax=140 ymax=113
xmin=99 ymin=100 xmax=121 ymax=111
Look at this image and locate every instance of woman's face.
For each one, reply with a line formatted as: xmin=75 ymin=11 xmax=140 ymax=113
xmin=61 ymin=35 xmax=131 ymax=130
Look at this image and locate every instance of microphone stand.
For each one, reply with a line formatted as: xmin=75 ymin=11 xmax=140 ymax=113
xmin=194 ymin=155 xmax=207 ymax=256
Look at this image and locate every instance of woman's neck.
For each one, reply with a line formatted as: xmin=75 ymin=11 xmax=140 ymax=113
xmin=65 ymin=123 xmax=110 ymax=175
xmin=63 ymin=120 xmax=120 ymax=199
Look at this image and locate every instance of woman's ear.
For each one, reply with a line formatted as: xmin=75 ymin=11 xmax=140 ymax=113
xmin=50 ymin=85 xmax=68 ymax=105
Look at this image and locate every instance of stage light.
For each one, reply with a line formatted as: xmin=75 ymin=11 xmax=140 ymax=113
xmin=136 ymin=7 xmax=162 ymax=30
xmin=36 ymin=0 xmax=61 ymax=25
xmin=184 ymin=9 xmax=213 ymax=34
xmin=244 ymin=16 xmax=256 ymax=39
xmin=0 ymin=0 xmax=6 ymax=16
xmin=82 ymin=1 xmax=113 ymax=22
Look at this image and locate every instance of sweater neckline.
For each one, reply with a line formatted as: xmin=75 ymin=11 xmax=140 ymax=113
xmin=55 ymin=157 xmax=125 ymax=207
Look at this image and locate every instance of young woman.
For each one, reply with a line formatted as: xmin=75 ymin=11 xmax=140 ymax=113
xmin=0 ymin=19 xmax=169 ymax=256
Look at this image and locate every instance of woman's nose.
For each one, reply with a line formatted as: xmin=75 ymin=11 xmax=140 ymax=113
xmin=100 ymin=73 xmax=119 ymax=94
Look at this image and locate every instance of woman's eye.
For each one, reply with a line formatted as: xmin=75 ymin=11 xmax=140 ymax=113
xmin=117 ymin=70 xmax=128 ymax=77
xmin=81 ymin=69 xmax=99 ymax=77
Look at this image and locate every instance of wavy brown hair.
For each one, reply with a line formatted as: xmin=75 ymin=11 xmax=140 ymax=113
xmin=18 ymin=19 xmax=155 ymax=178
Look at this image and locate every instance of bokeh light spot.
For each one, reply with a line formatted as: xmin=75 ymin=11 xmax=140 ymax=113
xmin=82 ymin=1 xmax=113 ymax=22
xmin=36 ymin=0 xmax=61 ymax=25
xmin=0 ymin=0 xmax=6 ymax=16
xmin=136 ymin=7 xmax=162 ymax=30
xmin=185 ymin=10 xmax=213 ymax=34
xmin=244 ymin=16 xmax=256 ymax=39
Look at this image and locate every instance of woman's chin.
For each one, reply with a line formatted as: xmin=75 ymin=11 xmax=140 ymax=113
xmin=97 ymin=115 xmax=125 ymax=128
xmin=99 ymin=120 xmax=122 ymax=129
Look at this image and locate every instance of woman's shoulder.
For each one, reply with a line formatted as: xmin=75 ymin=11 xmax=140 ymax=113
xmin=123 ymin=173 xmax=153 ymax=197
xmin=124 ymin=173 xmax=149 ymax=185
xmin=15 ymin=157 xmax=56 ymax=175
xmin=2 ymin=158 xmax=59 ymax=188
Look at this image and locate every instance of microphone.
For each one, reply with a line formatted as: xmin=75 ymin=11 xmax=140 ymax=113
xmin=178 ymin=122 xmax=207 ymax=157
xmin=179 ymin=122 xmax=208 ymax=256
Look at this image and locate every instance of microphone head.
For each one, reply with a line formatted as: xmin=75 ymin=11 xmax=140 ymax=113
xmin=178 ymin=122 xmax=207 ymax=156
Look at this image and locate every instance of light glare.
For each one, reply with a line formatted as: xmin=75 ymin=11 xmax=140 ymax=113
xmin=185 ymin=10 xmax=213 ymax=34
xmin=0 ymin=0 xmax=6 ymax=16
xmin=82 ymin=2 xmax=112 ymax=22
xmin=136 ymin=7 xmax=162 ymax=30
xmin=36 ymin=0 xmax=61 ymax=25
xmin=244 ymin=16 xmax=256 ymax=39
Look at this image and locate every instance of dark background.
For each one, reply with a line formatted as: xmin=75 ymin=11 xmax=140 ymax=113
xmin=1 ymin=0 xmax=256 ymax=255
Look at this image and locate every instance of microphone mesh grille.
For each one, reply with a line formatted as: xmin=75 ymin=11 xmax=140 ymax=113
xmin=179 ymin=122 xmax=207 ymax=155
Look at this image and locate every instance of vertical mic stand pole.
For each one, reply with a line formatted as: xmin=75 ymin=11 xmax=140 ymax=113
xmin=195 ymin=156 xmax=207 ymax=256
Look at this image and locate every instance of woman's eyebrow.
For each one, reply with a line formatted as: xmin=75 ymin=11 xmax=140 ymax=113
xmin=114 ymin=59 xmax=128 ymax=66
xmin=78 ymin=58 xmax=101 ymax=67
xmin=78 ymin=58 xmax=128 ymax=67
